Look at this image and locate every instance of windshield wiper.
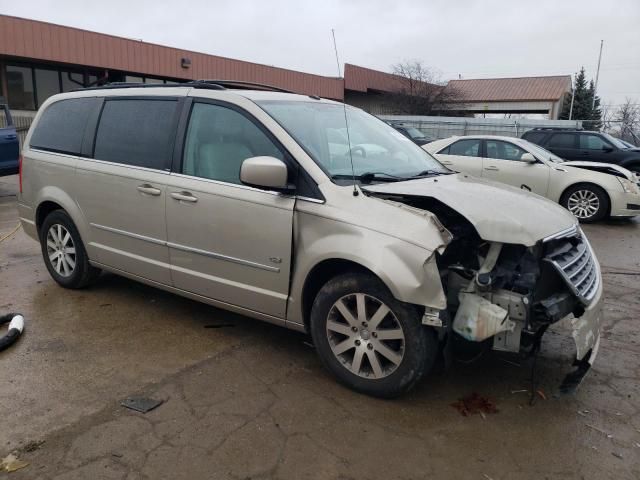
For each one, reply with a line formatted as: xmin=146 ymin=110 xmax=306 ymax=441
xmin=331 ymin=172 xmax=405 ymax=184
xmin=408 ymin=169 xmax=453 ymax=178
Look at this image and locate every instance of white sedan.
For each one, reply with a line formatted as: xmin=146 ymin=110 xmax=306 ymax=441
xmin=424 ymin=135 xmax=640 ymax=222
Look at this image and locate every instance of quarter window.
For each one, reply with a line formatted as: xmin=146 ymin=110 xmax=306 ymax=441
xmin=94 ymin=99 xmax=178 ymax=169
xmin=485 ymin=140 xmax=529 ymax=161
xmin=579 ymin=134 xmax=612 ymax=150
xmin=182 ymin=102 xmax=283 ymax=184
xmin=443 ymin=139 xmax=481 ymax=157
xmin=548 ymin=133 xmax=576 ymax=148
xmin=30 ymin=98 xmax=99 ymax=155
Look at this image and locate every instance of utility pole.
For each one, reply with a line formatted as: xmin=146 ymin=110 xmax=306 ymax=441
xmin=569 ymin=72 xmax=576 ymax=120
xmin=592 ymin=40 xmax=603 ymax=109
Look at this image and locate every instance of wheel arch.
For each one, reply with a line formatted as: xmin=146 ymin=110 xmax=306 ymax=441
xmin=560 ymin=182 xmax=611 ymax=216
xmin=34 ymin=187 xmax=91 ymax=243
xmin=300 ymin=258 xmax=378 ymax=331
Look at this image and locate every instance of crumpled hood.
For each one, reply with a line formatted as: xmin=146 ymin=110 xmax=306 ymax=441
xmin=363 ymin=174 xmax=577 ymax=246
xmin=560 ymin=161 xmax=637 ymax=181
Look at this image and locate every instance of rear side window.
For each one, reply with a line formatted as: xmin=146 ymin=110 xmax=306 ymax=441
xmin=547 ymin=133 xmax=576 ymax=148
xmin=522 ymin=131 xmax=546 ymax=145
xmin=94 ymin=99 xmax=178 ymax=169
xmin=443 ymin=139 xmax=481 ymax=157
xmin=30 ymin=98 xmax=98 ymax=155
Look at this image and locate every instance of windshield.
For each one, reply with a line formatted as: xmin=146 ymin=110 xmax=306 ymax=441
xmin=256 ymin=100 xmax=448 ymax=184
xmin=601 ymin=132 xmax=630 ymax=149
xmin=524 ymin=141 xmax=566 ymax=164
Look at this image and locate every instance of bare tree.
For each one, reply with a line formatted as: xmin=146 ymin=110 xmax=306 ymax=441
xmin=390 ymin=60 xmax=462 ymax=115
xmin=613 ymin=98 xmax=640 ymax=144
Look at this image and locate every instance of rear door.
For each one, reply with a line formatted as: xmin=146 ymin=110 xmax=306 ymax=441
xmin=74 ymin=96 xmax=183 ymax=284
xmin=0 ymin=105 xmax=19 ymax=175
xmin=435 ymin=138 xmax=483 ymax=176
xmin=545 ymin=132 xmax=579 ymax=160
xmin=482 ymin=139 xmax=550 ymax=196
xmin=165 ymin=99 xmax=295 ymax=318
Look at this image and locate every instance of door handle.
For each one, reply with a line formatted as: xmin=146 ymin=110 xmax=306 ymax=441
xmin=170 ymin=191 xmax=198 ymax=203
xmin=484 ymin=166 xmax=499 ymax=171
xmin=3 ymin=134 xmax=17 ymax=140
xmin=137 ymin=184 xmax=161 ymax=196
xmin=440 ymin=161 xmax=453 ymax=165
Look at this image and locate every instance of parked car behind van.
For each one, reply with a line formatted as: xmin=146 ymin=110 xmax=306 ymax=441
xmin=0 ymin=100 xmax=19 ymax=176
xmin=425 ymin=135 xmax=640 ymax=222
xmin=18 ymin=82 xmax=602 ymax=397
xmin=522 ymin=128 xmax=640 ymax=174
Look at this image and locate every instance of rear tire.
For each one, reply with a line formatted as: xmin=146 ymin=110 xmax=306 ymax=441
xmin=560 ymin=184 xmax=609 ymax=223
xmin=40 ymin=210 xmax=101 ymax=289
xmin=310 ymin=272 xmax=437 ymax=398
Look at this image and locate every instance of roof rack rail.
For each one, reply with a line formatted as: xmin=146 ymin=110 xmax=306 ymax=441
xmin=528 ymin=126 xmax=584 ymax=131
xmin=75 ymin=79 xmax=298 ymax=94
xmin=195 ymin=80 xmax=295 ymax=94
xmin=75 ymin=81 xmax=226 ymax=92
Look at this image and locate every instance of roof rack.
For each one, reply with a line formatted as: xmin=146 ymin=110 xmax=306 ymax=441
xmin=196 ymin=80 xmax=295 ymax=93
xmin=528 ymin=126 xmax=584 ymax=131
xmin=76 ymin=79 xmax=296 ymax=94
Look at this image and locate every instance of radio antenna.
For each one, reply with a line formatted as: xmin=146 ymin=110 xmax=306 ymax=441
xmin=331 ymin=29 xmax=358 ymax=196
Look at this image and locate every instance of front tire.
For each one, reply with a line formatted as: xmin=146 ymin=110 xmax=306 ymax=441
xmin=561 ymin=184 xmax=609 ymax=223
xmin=310 ymin=272 xmax=437 ymax=398
xmin=40 ymin=210 xmax=101 ymax=289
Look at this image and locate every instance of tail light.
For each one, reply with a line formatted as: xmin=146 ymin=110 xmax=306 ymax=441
xmin=18 ymin=154 xmax=23 ymax=193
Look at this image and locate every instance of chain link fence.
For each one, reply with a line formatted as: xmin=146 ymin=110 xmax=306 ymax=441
xmin=378 ymin=115 xmax=584 ymax=140
xmin=378 ymin=115 xmax=639 ymax=146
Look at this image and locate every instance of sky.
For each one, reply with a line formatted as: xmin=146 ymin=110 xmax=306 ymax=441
xmin=1 ymin=0 xmax=639 ymax=108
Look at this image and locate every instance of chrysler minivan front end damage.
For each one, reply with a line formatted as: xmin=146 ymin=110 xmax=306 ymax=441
xmin=364 ymin=178 xmax=602 ymax=392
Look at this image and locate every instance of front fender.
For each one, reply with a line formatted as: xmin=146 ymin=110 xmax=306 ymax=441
xmin=287 ymin=209 xmax=448 ymax=327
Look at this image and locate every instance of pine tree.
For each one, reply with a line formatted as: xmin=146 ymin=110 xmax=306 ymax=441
xmin=559 ymin=67 xmax=602 ymax=130
xmin=587 ymin=80 xmax=602 ymax=130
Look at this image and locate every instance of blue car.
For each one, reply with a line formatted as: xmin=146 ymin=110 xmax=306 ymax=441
xmin=0 ymin=101 xmax=19 ymax=176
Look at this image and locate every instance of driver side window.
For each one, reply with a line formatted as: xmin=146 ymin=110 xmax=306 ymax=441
xmin=579 ymin=134 xmax=612 ymax=150
xmin=485 ymin=140 xmax=528 ymax=161
xmin=183 ymin=103 xmax=283 ymax=184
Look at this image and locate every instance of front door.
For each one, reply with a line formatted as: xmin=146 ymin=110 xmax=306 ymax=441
xmin=482 ymin=139 xmax=550 ymax=196
xmin=166 ymin=100 xmax=295 ymax=318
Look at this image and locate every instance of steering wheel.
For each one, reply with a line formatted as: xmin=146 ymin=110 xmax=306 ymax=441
xmin=349 ymin=145 xmax=366 ymax=157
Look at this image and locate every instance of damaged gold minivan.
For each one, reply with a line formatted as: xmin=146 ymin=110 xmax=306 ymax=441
xmin=18 ymin=82 xmax=602 ymax=397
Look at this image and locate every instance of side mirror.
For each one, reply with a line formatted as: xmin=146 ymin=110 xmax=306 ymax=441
xmin=240 ymin=156 xmax=292 ymax=191
xmin=603 ymin=146 xmax=614 ymax=152
xmin=521 ymin=153 xmax=537 ymax=163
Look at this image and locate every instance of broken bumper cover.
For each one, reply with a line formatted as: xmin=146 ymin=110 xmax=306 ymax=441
xmin=560 ymin=277 xmax=603 ymax=393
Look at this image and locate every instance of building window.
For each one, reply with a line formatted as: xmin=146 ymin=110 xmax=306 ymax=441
xmin=6 ymin=65 xmax=35 ymax=110
xmin=61 ymin=71 xmax=85 ymax=92
xmin=34 ymin=68 xmax=61 ymax=107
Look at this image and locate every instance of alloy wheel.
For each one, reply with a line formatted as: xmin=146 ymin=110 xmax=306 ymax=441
xmin=325 ymin=293 xmax=405 ymax=379
xmin=567 ymin=189 xmax=600 ymax=219
xmin=46 ymin=224 xmax=76 ymax=277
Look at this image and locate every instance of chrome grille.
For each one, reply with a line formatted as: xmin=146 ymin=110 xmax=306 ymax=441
xmin=544 ymin=234 xmax=599 ymax=305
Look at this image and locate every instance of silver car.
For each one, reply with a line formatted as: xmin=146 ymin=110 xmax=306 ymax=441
xmin=18 ymin=82 xmax=602 ymax=397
